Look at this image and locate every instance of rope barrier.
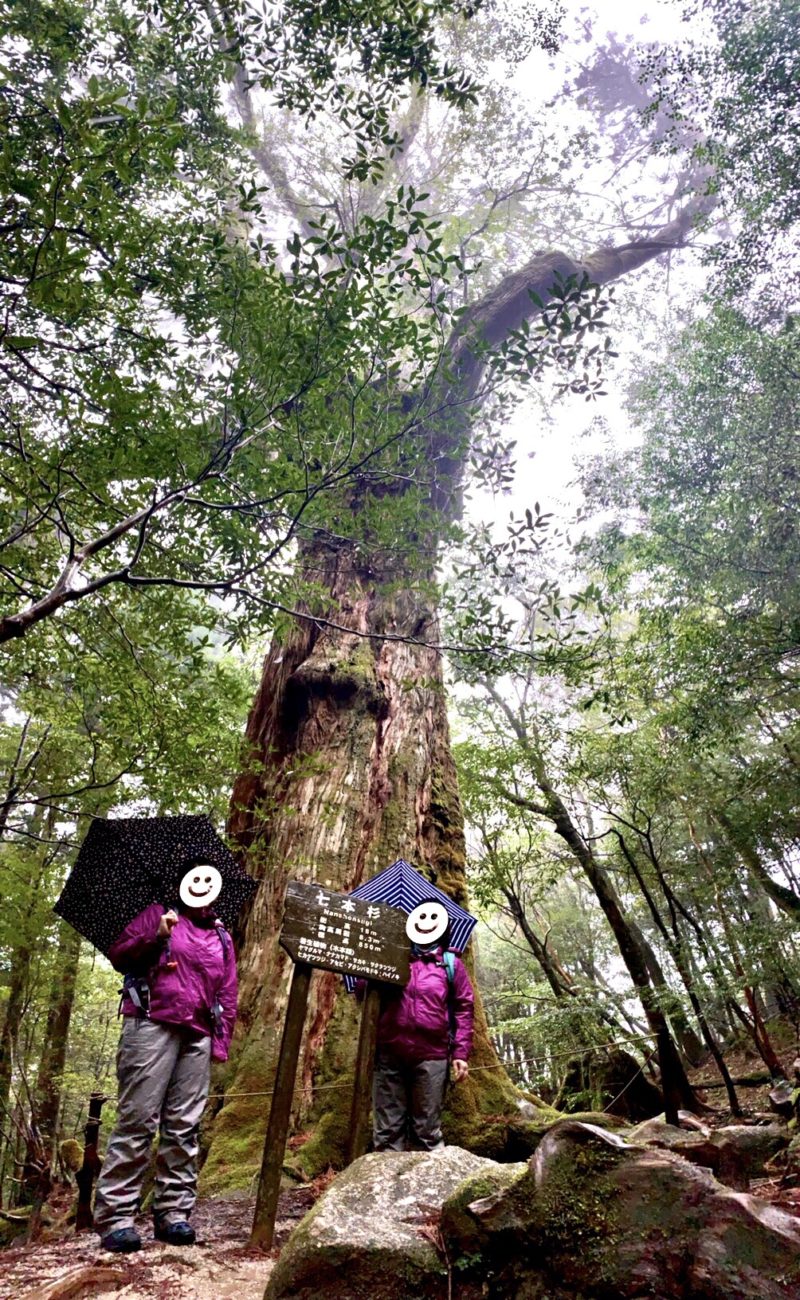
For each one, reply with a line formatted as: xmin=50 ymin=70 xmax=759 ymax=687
xmin=601 ymin=1061 xmax=649 ymax=1113
xmin=205 ymin=1031 xmax=658 ymax=1103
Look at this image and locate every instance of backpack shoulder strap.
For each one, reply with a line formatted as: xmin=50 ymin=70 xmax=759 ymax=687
xmin=442 ymin=950 xmax=458 ymax=1057
xmin=120 ymin=971 xmax=150 ymax=1018
xmin=216 ymin=921 xmax=231 ymax=959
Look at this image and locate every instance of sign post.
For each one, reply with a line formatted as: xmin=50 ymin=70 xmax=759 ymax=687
xmin=249 ymin=881 xmax=409 ymax=1250
xmin=346 ymin=982 xmax=382 ymax=1164
xmin=250 ymin=961 xmax=312 ymax=1250
xmin=75 ymin=1091 xmax=107 ymax=1230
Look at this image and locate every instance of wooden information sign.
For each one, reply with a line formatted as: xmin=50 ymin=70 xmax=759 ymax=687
xmin=280 ymin=880 xmax=410 ymax=984
xmin=250 ymin=881 xmax=410 ymax=1249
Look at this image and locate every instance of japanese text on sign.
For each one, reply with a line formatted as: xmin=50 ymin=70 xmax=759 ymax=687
xmin=280 ymin=881 xmax=410 ymax=984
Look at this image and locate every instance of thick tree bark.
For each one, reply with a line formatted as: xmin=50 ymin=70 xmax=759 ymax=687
xmin=203 ymin=540 xmax=517 ymax=1189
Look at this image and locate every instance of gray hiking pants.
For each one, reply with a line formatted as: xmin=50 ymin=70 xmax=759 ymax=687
xmin=373 ymin=1053 xmax=449 ymax=1151
xmin=93 ymin=1017 xmax=211 ymax=1233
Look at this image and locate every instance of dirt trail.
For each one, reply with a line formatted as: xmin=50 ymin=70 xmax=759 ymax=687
xmin=0 ymin=1190 xmax=314 ymax=1300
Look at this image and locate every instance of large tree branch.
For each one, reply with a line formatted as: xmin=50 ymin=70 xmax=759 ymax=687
xmin=227 ymin=64 xmax=318 ymax=240
xmin=412 ymin=181 xmax=717 ymax=513
xmin=449 ymin=184 xmax=716 ymax=407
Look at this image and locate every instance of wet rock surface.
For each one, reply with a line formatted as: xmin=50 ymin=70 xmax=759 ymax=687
xmin=267 ymin=1123 xmax=800 ymax=1300
xmin=265 ymin=1145 xmax=507 ymax=1300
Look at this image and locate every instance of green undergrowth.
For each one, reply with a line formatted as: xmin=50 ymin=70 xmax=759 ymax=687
xmin=199 ymin=1036 xmax=275 ymax=1195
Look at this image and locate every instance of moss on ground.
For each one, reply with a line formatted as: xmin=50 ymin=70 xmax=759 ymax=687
xmin=289 ymin=1093 xmax=355 ymax=1179
xmin=199 ymin=1035 xmax=275 ymax=1195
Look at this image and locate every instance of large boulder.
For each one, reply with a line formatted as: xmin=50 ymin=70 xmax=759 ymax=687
xmin=267 ymin=1124 xmax=800 ymax=1300
xmin=265 ymin=1145 xmax=523 ymax=1300
xmin=460 ymin=1120 xmax=800 ymax=1298
xmin=629 ymin=1117 xmax=789 ymax=1189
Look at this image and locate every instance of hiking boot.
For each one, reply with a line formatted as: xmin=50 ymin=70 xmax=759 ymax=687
xmin=153 ymin=1219 xmax=196 ymax=1246
xmin=101 ymin=1226 xmax=142 ymax=1253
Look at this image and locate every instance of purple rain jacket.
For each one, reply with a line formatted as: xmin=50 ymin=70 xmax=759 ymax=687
xmin=108 ymin=903 xmax=238 ymax=1062
xmin=376 ymin=947 xmax=474 ymax=1064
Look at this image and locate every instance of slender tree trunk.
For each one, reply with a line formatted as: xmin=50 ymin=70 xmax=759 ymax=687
xmin=615 ymin=833 xmax=719 ymax=1074
xmin=712 ymin=808 xmax=800 ymax=921
xmin=628 ymin=916 xmax=707 ymax=1068
xmin=35 ymin=924 xmax=82 ymax=1170
xmin=502 ymin=889 xmax=572 ymax=999
xmin=0 ymin=939 xmax=33 ymax=1129
xmin=543 ymin=800 xmax=699 ymax=1120
xmin=640 ymin=840 xmax=741 ymax=1115
xmin=685 ymin=818 xmax=786 ymax=1079
xmin=502 ymin=749 xmax=701 ymax=1120
xmin=502 ymin=886 xmax=633 ymax=1041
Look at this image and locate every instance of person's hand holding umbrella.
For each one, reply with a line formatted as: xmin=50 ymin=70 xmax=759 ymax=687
xmin=157 ymin=910 xmax=179 ymax=939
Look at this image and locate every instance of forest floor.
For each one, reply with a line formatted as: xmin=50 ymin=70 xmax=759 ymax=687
xmin=4 ymin=1036 xmax=800 ymax=1300
xmin=4 ymin=1134 xmax=800 ymax=1300
xmin=0 ymin=1186 xmax=316 ymax=1300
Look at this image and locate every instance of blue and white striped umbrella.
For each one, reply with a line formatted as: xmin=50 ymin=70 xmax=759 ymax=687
xmin=343 ymin=860 xmax=477 ymax=991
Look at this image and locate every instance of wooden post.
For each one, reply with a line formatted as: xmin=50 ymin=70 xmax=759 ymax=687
xmin=75 ymin=1092 xmax=106 ymax=1231
xmin=250 ymin=962 xmax=312 ymax=1250
xmin=347 ymin=983 xmax=381 ymax=1164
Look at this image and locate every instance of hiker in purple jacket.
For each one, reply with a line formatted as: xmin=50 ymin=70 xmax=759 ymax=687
xmin=372 ymin=899 xmax=474 ymax=1152
xmin=94 ymin=861 xmax=237 ymax=1254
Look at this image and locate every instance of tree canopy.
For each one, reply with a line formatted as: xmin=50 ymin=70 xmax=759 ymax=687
xmin=2 ymin=0 xmax=800 ymax=1219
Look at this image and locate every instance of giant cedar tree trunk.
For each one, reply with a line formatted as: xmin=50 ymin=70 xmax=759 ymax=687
xmin=202 ymin=203 xmax=714 ymax=1190
xmin=202 ymin=539 xmax=518 ymax=1191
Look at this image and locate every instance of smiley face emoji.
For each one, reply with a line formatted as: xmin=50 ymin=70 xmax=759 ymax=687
xmin=179 ymin=863 xmax=222 ymax=909
xmin=406 ymin=900 xmax=449 ymax=946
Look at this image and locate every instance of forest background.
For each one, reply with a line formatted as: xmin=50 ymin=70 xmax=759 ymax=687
xmin=1 ymin=0 xmax=799 ymax=1211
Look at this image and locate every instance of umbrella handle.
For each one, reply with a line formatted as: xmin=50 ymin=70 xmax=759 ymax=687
xmin=164 ymin=940 xmax=177 ymax=971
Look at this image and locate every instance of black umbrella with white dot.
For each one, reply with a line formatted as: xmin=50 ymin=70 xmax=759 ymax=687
xmin=54 ymin=814 xmax=257 ymax=955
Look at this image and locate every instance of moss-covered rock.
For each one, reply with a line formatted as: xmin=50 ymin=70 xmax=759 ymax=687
xmin=59 ymin=1138 xmax=83 ymax=1173
xmin=555 ymin=1048 xmax=663 ymax=1120
xmin=440 ymin=1160 xmax=526 ymax=1264
xmin=465 ymin=1120 xmax=800 ymax=1299
xmin=628 ymin=1117 xmax=790 ymax=1191
xmin=265 ymin=1146 xmax=501 ymax=1300
xmin=265 ymin=1123 xmax=800 ymax=1300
